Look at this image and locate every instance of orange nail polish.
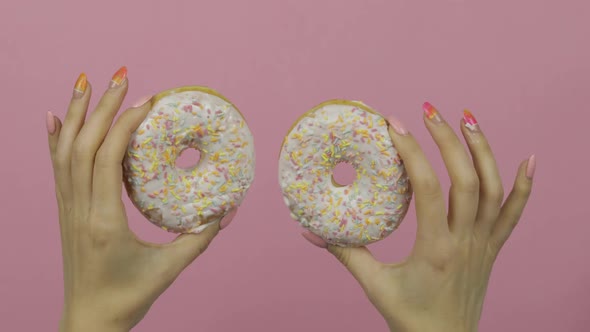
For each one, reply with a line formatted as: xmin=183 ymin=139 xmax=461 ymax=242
xmin=109 ymin=66 xmax=127 ymax=88
xmin=423 ymin=102 xmax=443 ymax=123
xmin=73 ymin=73 xmax=87 ymax=98
xmin=463 ymin=109 xmax=479 ymax=132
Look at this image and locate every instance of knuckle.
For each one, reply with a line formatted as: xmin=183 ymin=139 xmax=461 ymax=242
xmin=455 ymin=174 xmax=480 ymax=193
xmin=429 ymin=247 xmax=453 ymax=271
xmin=195 ymin=239 xmax=213 ymax=257
xmin=94 ymin=147 xmax=113 ymax=168
xmin=54 ymin=153 xmax=70 ymax=169
xmin=329 ymin=247 xmax=350 ymax=267
xmin=514 ymin=181 xmax=532 ymax=198
xmin=486 ymin=185 xmax=505 ymax=204
xmin=416 ymin=176 xmax=442 ymax=196
xmin=72 ymin=140 xmax=94 ymax=161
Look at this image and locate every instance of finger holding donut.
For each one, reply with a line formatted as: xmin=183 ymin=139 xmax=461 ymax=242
xmin=47 ymin=68 xmax=237 ymax=332
xmin=300 ymin=102 xmax=535 ymax=332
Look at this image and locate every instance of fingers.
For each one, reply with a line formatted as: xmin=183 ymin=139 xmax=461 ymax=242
xmin=92 ymin=96 xmax=152 ymax=206
xmin=459 ymin=111 xmax=505 ymax=234
xmin=53 ymin=73 xmax=92 ymax=202
xmin=71 ymin=67 xmax=128 ymax=209
xmin=386 ymin=115 xmax=448 ymax=239
xmin=161 ymin=210 xmax=236 ymax=275
xmin=490 ymin=155 xmax=535 ymax=248
xmin=422 ymin=103 xmax=479 ymax=234
xmin=301 ymin=231 xmax=328 ymax=248
xmin=328 ymin=244 xmax=382 ymax=289
xmin=301 ymin=231 xmax=382 ymax=292
xmin=47 ymin=112 xmax=63 ymax=204
xmin=47 ymin=111 xmax=62 ymax=159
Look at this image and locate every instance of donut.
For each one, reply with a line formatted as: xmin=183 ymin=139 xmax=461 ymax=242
xmin=278 ymin=100 xmax=412 ymax=247
xmin=123 ymin=86 xmax=255 ymax=234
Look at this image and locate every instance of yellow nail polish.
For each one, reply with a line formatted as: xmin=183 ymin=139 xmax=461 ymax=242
xmin=109 ymin=66 xmax=127 ymax=88
xmin=423 ymin=102 xmax=443 ymax=123
xmin=73 ymin=73 xmax=87 ymax=98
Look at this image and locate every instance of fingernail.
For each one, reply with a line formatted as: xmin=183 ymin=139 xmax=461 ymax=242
xmin=73 ymin=73 xmax=87 ymax=99
xmin=219 ymin=209 xmax=238 ymax=230
xmin=301 ymin=231 xmax=328 ymax=248
xmin=109 ymin=66 xmax=127 ymax=89
xmin=526 ymin=154 xmax=536 ymax=179
xmin=46 ymin=111 xmax=56 ymax=135
xmin=463 ymin=109 xmax=480 ymax=132
xmin=423 ymin=102 xmax=443 ymax=123
xmin=132 ymin=95 xmax=152 ymax=108
xmin=387 ymin=115 xmax=409 ymax=136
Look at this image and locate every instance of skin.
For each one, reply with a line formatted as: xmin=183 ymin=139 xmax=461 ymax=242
xmin=303 ymin=110 xmax=534 ymax=332
xmin=48 ymin=70 xmax=534 ymax=332
xmin=47 ymin=73 xmax=236 ymax=332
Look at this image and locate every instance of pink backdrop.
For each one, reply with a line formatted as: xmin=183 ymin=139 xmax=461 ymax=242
xmin=1 ymin=0 xmax=589 ymax=331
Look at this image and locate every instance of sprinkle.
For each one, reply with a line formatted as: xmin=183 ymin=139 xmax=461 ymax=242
xmin=278 ymin=103 xmax=411 ymax=247
xmin=122 ymin=90 xmax=255 ymax=234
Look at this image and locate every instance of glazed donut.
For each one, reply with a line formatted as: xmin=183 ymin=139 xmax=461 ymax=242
xmin=123 ymin=86 xmax=255 ymax=233
xmin=278 ymin=100 xmax=412 ymax=247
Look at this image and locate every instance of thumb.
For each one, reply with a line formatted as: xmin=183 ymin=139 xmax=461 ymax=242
xmin=302 ymin=231 xmax=382 ymax=286
xmin=164 ymin=209 xmax=237 ymax=273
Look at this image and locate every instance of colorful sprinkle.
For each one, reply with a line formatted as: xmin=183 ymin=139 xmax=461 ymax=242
xmin=123 ymin=89 xmax=255 ymax=234
xmin=278 ymin=101 xmax=412 ymax=247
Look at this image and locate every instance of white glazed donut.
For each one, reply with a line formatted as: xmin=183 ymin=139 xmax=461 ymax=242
xmin=123 ymin=86 xmax=255 ymax=233
xmin=278 ymin=100 xmax=412 ymax=247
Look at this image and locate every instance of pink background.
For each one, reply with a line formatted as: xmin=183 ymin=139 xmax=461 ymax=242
xmin=1 ymin=0 xmax=589 ymax=331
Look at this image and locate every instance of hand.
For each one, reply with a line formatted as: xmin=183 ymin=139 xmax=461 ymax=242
xmin=302 ymin=103 xmax=535 ymax=332
xmin=46 ymin=68 xmax=237 ymax=332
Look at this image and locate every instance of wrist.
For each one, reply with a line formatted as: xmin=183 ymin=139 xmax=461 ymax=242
xmin=60 ymin=320 xmax=128 ymax=332
xmin=389 ymin=324 xmax=476 ymax=332
xmin=386 ymin=316 xmax=477 ymax=332
xmin=60 ymin=310 xmax=129 ymax=332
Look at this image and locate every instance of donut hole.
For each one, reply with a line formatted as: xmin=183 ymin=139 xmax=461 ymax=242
xmin=331 ymin=162 xmax=356 ymax=186
xmin=176 ymin=148 xmax=201 ymax=169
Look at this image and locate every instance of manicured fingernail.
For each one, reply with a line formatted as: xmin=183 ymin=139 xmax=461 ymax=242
xmin=46 ymin=111 xmax=56 ymax=135
xmin=109 ymin=66 xmax=127 ymax=89
xmin=526 ymin=154 xmax=536 ymax=179
xmin=301 ymin=231 xmax=328 ymax=248
xmin=73 ymin=73 xmax=87 ymax=99
xmin=423 ymin=102 xmax=443 ymax=123
xmin=132 ymin=95 xmax=152 ymax=108
xmin=219 ymin=209 xmax=238 ymax=230
xmin=387 ymin=115 xmax=409 ymax=136
xmin=463 ymin=109 xmax=480 ymax=132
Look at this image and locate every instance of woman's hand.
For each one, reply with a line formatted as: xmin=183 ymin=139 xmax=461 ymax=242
xmin=47 ymin=67 xmax=236 ymax=332
xmin=302 ymin=103 xmax=535 ymax=332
